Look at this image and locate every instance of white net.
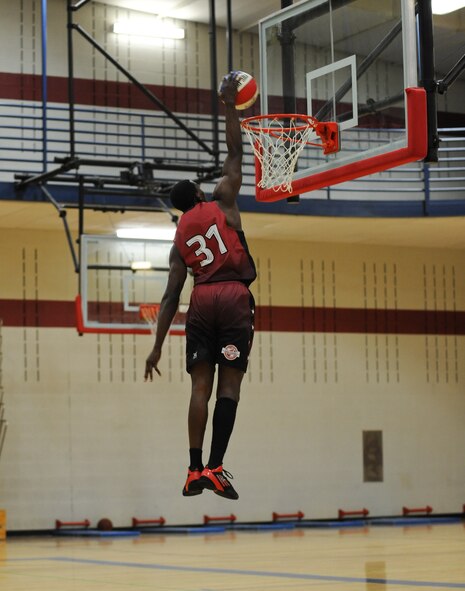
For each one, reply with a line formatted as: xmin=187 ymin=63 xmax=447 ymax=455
xmin=241 ymin=115 xmax=317 ymax=193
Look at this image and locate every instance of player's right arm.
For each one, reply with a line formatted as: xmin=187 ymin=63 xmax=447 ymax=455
xmin=213 ymin=73 xmax=242 ymax=230
xmin=144 ymin=244 xmax=187 ymax=380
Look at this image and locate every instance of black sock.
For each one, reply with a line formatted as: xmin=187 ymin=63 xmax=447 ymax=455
xmin=189 ymin=448 xmax=203 ymax=471
xmin=208 ymin=397 xmax=238 ymax=469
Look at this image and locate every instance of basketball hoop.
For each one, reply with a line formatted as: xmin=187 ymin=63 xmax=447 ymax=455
xmin=241 ymin=114 xmax=339 ymax=194
xmin=139 ymin=304 xmax=160 ymax=336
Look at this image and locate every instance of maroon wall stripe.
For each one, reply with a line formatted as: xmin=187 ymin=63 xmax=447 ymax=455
xmin=0 ymin=72 xmax=261 ymax=116
xmin=2 ymin=71 xmax=464 ymax=126
xmin=1 ymin=299 xmax=464 ymax=335
xmin=0 ymin=299 xmax=76 ymax=328
xmin=256 ymin=305 xmax=465 ymax=335
xmin=0 ymin=72 xmax=391 ymax=123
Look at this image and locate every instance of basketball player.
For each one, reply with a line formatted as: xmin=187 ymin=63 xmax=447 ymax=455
xmin=144 ymin=72 xmax=256 ymax=500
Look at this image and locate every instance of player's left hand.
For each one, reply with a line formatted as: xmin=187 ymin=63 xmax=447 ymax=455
xmin=145 ymin=347 xmax=162 ymax=380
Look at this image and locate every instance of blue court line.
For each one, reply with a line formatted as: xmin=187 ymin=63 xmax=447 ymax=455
xmin=49 ymin=556 xmax=465 ymax=589
xmin=54 ymin=530 xmax=140 ymax=537
xmin=0 ymin=558 xmax=51 ymax=562
xmin=138 ymin=526 xmax=226 ymax=534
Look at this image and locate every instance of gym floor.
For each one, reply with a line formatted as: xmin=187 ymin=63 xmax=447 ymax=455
xmin=1 ymin=520 xmax=464 ymax=590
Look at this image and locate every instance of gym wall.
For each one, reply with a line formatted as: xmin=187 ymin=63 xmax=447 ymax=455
xmin=0 ymin=227 xmax=464 ymax=529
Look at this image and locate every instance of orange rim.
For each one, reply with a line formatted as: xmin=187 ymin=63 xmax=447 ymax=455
xmin=139 ymin=304 xmax=160 ymax=322
xmin=240 ymin=113 xmax=319 ymax=134
xmin=241 ymin=114 xmax=339 ymax=152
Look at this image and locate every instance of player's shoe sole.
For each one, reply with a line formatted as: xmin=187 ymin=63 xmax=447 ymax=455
xmin=198 ymin=466 xmax=239 ymax=500
xmin=182 ymin=469 xmax=203 ymax=497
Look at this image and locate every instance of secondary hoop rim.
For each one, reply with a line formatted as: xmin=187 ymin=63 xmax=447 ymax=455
xmin=240 ymin=113 xmax=319 ymax=134
xmin=139 ymin=303 xmax=161 ymax=322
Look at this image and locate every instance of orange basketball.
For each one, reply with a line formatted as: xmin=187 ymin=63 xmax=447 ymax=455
xmin=234 ymin=71 xmax=258 ymax=110
xmin=219 ymin=71 xmax=259 ymax=111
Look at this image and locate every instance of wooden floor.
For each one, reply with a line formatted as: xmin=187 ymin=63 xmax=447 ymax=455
xmin=1 ymin=521 xmax=464 ymax=590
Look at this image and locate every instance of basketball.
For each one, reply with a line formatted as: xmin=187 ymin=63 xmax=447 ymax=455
xmin=219 ymin=71 xmax=258 ymax=110
xmin=97 ymin=518 xmax=113 ymax=531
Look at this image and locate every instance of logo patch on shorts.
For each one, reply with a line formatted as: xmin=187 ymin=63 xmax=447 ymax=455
xmin=221 ymin=344 xmax=240 ymax=360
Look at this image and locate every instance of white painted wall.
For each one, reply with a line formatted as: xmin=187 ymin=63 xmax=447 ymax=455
xmin=0 ymin=229 xmax=464 ymax=529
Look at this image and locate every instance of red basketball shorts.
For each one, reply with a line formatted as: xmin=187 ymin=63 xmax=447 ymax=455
xmin=185 ymin=281 xmax=255 ymax=373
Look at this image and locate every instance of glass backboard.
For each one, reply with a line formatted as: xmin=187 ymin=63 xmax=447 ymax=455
xmin=255 ymin=0 xmax=427 ymax=201
xmin=76 ymin=234 xmax=192 ymax=335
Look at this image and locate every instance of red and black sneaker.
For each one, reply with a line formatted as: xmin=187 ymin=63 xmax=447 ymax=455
xmin=182 ymin=468 xmax=203 ymax=497
xmin=198 ymin=466 xmax=239 ymax=500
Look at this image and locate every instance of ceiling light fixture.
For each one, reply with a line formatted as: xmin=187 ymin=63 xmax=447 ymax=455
xmin=113 ymin=19 xmax=185 ymax=40
xmin=130 ymin=261 xmax=152 ymax=271
xmin=431 ymin=0 xmax=465 ymax=14
xmin=116 ymin=228 xmax=176 ymax=241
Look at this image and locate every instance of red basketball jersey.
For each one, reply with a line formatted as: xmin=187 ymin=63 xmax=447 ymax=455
xmin=174 ymin=201 xmax=256 ymax=286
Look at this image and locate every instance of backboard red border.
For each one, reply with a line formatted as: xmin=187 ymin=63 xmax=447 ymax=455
xmin=75 ymin=295 xmax=185 ymax=336
xmin=253 ymin=87 xmax=427 ymax=202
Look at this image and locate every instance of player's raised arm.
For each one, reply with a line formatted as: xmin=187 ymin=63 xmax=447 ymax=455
xmin=213 ymin=72 xmax=243 ymax=212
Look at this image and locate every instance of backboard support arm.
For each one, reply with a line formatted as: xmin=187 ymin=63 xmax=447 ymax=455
xmin=437 ymin=53 xmax=465 ymax=95
xmin=416 ymin=0 xmax=439 ymax=162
